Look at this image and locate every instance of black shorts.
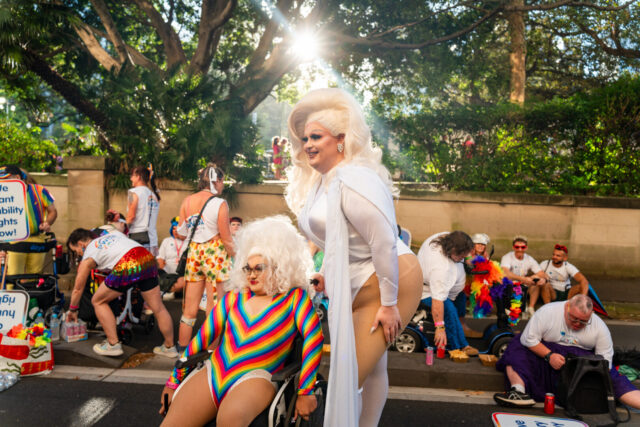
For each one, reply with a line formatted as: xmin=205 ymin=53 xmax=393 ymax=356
xmin=106 ymin=276 xmax=158 ymax=293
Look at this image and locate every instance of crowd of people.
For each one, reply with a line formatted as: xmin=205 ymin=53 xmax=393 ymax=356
xmin=1 ymin=87 xmax=639 ymax=426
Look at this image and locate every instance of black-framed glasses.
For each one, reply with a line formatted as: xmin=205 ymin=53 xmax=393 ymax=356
xmin=568 ymin=312 xmax=591 ymax=326
xmin=242 ymin=263 xmax=267 ymax=275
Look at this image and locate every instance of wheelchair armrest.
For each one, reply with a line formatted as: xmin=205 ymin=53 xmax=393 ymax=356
xmin=174 ymin=350 xmax=212 ymax=370
xmin=271 ymin=360 xmax=301 ymax=382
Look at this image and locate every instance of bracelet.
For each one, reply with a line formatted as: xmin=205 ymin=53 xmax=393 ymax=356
xmin=435 ymin=326 xmax=446 ymax=331
xmin=544 ymin=351 xmax=553 ymax=363
xmin=434 ymin=321 xmax=445 ymax=327
xmin=69 ymin=304 xmax=79 ymax=310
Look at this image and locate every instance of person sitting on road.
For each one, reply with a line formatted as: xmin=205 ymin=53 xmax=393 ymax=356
xmin=494 ymin=294 xmax=640 ymax=409
xmin=539 ymin=244 xmax=589 ymax=305
xmin=1 ymin=165 xmax=58 ymax=275
xmin=158 ymin=217 xmax=187 ymax=302
xmin=500 ymin=236 xmax=547 ymax=319
xmin=417 ymin=231 xmax=480 ymax=356
xmin=159 ymin=216 xmax=323 ymax=427
xmin=65 ymin=228 xmax=178 ymax=358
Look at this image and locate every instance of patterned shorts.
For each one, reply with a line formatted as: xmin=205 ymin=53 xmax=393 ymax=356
xmin=184 ymin=238 xmax=231 ymax=284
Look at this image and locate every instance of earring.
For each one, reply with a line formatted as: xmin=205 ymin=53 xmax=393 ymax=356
xmin=337 ymin=143 xmax=344 ymax=153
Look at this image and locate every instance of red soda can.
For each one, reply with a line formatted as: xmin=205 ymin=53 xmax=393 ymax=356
xmin=544 ymin=393 xmax=555 ymax=414
xmin=436 ymin=346 xmax=446 ymax=359
xmin=426 ymin=347 xmax=434 ymax=365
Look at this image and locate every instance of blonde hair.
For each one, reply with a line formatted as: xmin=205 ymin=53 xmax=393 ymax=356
xmin=284 ymin=88 xmax=398 ymax=214
xmin=226 ymin=216 xmax=313 ymax=295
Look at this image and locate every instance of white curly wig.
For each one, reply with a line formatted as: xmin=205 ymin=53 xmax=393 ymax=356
xmin=284 ymin=87 xmax=398 ymax=214
xmin=226 ymin=215 xmax=314 ymax=296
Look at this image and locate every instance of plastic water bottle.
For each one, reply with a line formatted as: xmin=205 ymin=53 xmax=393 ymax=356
xmin=0 ymin=372 xmax=19 ymax=392
xmin=34 ymin=311 xmax=45 ymax=325
xmin=50 ymin=313 xmax=60 ymax=341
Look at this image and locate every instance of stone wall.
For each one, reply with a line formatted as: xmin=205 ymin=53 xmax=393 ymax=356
xmin=35 ymin=157 xmax=640 ymax=302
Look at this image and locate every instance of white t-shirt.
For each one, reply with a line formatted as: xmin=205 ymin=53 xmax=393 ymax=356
xmin=418 ymin=232 xmax=466 ymax=301
xmin=157 ymin=237 xmax=187 ymax=274
xmin=128 ymin=186 xmax=159 ymax=248
xmin=177 ymin=197 xmax=225 ymax=243
xmin=540 ymin=260 xmax=580 ymax=292
xmin=82 ymin=231 xmax=141 ymax=270
xmin=500 ymin=252 xmax=541 ymax=277
xmin=520 ymin=301 xmax=614 ymax=366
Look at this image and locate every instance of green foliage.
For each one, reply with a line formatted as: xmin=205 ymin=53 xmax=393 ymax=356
xmin=383 ymin=75 xmax=640 ymax=196
xmin=0 ymin=122 xmax=60 ymax=172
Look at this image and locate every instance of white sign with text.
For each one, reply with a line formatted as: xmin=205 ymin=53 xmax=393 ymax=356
xmin=0 ymin=290 xmax=29 ymax=332
xmin=0 ymin=180 xmax=29 ymax=242
xmin=492 ymin=412 xmax=589 ymax=427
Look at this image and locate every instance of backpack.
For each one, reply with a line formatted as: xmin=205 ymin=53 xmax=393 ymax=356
xmin=557 ymin=354 xmax=629 ymax=427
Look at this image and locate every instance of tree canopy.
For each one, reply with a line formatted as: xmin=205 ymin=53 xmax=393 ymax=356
xmin=0 ymin=1 xmax=639 ymax=190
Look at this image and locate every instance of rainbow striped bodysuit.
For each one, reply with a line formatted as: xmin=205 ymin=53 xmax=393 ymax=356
xmin=166 ymin=287 xmax=323 ymax=406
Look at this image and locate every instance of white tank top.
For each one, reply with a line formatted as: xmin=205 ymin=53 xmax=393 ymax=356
xmin=177 ymin=197 xmax=225 ymax=243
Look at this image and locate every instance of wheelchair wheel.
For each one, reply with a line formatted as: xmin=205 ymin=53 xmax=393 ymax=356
xmin=395 ymin=329 xmax=420 ymax=353
xmin=315 ymin=305 xmax=327 ymax=322
xmin=491 ymin=336 xmax=512 ymax=358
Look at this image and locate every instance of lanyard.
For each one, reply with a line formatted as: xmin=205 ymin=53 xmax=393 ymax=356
xmin=174 ymin=237 xmax=184 ymax=257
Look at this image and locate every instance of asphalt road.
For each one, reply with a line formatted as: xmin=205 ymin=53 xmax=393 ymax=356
xmin=0 ymin=378 xmax=610 ymax=427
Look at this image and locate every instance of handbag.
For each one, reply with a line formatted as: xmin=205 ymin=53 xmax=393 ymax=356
xmin=175 ymin=196 xmax=215 ymax=276
xmin=129 ymin=231 xmax=150 ymax=245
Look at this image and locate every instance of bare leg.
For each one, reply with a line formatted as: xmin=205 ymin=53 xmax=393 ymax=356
xmin=506 ymin=366 xmax=526 ymax=389
xmin=216 ymin=378 xmax=276 ymax=427
xmin=205 ymin=280 xmax=217 ymax=314
xmin=541 ymin=283 xmax=555 ymax=304
xmin=178 ymin=280 xmax=205 ymax=347
xmin=92 ymin=284 xmax=124 ymax=345
xmin=172 ymin=277 xmax=185 ymax=293
xmin=567 ymin=284 xmax=584 ymax=299
xmin=528 ymin=285 xmax=541 ymax=309
xmin=619 ymin=390 xmax=640 ymax=409
xmin=352 ymin=254 xmax=422 ymax=425
xmin=161 ymin=368 xmax=216 ymax=427
xmin=141 ymin=286 xmax=174 ymax=347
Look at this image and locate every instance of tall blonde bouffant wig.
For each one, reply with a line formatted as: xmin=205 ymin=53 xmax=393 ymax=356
xmin=284 ymin=88 xmax=398 ymax=214
xmin=227 ymin=215 xmax=313 ymax=295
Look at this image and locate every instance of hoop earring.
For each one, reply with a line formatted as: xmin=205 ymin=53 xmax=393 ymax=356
xmin=337 ymin=143 xmax=344 ymax=153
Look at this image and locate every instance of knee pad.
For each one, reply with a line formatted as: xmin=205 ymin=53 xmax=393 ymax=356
xmin=180 ymin=315 xmax=196 ymax=327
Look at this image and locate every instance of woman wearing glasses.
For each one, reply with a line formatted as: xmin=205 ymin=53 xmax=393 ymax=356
xmin=284 ymin=88 xmax=422 ymax=426
xmin=160 ymin=216 xmax=323 ymax=427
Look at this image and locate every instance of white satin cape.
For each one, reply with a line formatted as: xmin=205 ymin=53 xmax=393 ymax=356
xmin=298 ymin=165 xmax=398 ymax=427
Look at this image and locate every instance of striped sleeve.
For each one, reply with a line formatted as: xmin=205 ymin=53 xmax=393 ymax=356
xmin=293 ymin=288 xmax=323 ymax=395
xmin=166 ymin=292 xmax=232 ymax=389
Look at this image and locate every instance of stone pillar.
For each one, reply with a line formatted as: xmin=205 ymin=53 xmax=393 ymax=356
xmin=63 ymin=156 xmax=106 ymax=232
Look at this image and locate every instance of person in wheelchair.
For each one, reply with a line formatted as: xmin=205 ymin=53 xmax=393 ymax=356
xmin=417 ymin=231 xmax=479 ymax=356
xmin=160 ymin=216 xmax=323 ymax=427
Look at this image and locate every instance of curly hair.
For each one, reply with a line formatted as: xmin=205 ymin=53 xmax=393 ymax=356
xmin=431 ymin=231 xmax=474 ymax=258
xmin=284 ymin=88 xmax=398 ymax=214
xmin=226 ymin=216 xmax=313 ymax=296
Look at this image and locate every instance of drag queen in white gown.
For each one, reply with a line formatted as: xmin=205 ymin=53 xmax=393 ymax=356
xmin=285 ymin=88 xmax=423 ymax=427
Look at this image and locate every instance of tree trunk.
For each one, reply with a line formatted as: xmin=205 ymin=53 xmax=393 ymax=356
xmin=506 ymin=0 xmax=526 ymax=105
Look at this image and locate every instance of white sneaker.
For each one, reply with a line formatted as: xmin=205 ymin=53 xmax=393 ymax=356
xmin=154 ymin=344 xmax=179 ymax=358
xmin=162 ymin=292 xmax=175 ymax=301
xmin=93 ymin=339 xmax=123 ymax=356
xmin=522 ymin=306 xmax=535 ymax=320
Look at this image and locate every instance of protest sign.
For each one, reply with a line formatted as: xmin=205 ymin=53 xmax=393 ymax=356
xmin=0 ymin=180 xmax=29 ymax=242
xmin=492 ymin=412 xmax=588 ymax=427
xmin=0 ymin=290 xmax=29 ymax=332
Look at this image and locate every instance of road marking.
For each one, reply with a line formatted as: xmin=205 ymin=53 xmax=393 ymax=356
xmin=68 ymin=397 xmax=117 ymax=427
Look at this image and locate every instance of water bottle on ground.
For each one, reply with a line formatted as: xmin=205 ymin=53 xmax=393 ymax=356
xmin=50 ymin=313 xmax=60 ymax=341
